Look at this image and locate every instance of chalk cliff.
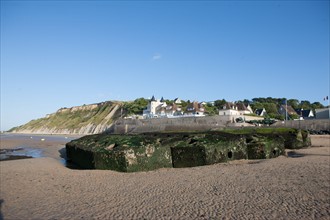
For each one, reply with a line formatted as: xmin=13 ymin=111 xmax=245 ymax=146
xmin=10 ymin=101 xmax=122 ymax=135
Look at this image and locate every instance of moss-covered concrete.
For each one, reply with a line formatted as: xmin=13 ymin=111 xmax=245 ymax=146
xmin=65 ymin=128 xmax=311 ymax=172
xmin=246 ymin=135 xmax=285 ymax=159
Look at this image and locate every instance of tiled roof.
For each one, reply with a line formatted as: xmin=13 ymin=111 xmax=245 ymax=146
xmin=280 ymin=105 xmax=298 ymax=115
xmin=186 ymin=101 xmax=204 ymax=112
xmin=236 ymin=103 xmax=248 ymax=111
xmin=255 ymin=108 xmax=265 ymax=115
xmin=295 ymin=109 xmax=313 ymax=118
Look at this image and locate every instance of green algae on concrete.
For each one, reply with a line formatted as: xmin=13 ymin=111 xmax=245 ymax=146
xmin=66 ymin=133 xmax=173 ymax=171
xmin=246 ymin=135 xmax=285 ymax=159
xmin=221 ymin=127 xmax=311 ymax=149
xmin=66 ymin=128 xmax=311 ymax=172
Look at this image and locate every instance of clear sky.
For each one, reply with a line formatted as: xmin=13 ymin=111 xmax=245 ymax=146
xmin=1 ymin=0 xmax=329 ymax=131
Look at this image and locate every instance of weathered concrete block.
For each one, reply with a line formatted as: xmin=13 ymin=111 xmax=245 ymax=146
xmin=202 ymin=133 xmax=247 ymax=164
xmin=66 ymin=144 xmax=95 ymax=169
xmin=65 ymin=128 xmax=311 ymax=172
xmin=283 ymin=129 xmax=311 ymax=149
xmin=246 ymin=136 xmax=285 ymax=159
xmin=124 ymin=145 xmax=172 ymax=172
xmin=171 ymin=146 xmax=206 ymax=168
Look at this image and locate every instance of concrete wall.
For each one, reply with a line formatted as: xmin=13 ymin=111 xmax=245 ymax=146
xmin=110 ymin=116 xmax=330 ymax=134
xmin=113 ymin=116 xmax=232 ymax=134
xmin=113 ymin=115 xmax=260 ymax=134
xmin=272 ymin=119 xmax=330 ymax=131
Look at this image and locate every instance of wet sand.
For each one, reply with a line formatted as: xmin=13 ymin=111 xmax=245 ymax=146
xmin=0 ymin=135 xmax=329 ymax=219
xmin=0 ymin=134 xmax=80 ymax=160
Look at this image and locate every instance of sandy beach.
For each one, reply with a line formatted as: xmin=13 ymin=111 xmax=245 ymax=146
xmin=0 ymin=134 xmax=329 ymax=220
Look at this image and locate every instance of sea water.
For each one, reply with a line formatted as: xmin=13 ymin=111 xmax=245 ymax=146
xmin=0 ymin=133 xmax=78 ymax=161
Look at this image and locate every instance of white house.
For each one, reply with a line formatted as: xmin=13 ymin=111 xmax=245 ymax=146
xmin=143 ymin=96 xmax=205 ymax=118
xmin=218 ymin=102 xmax=256 ymax=123
xmin=219 ymin=102 xmax=240 ymax=116
xmin=219 ymin=102 xmax=253 ymax=116
xmin=143 ymin=96 xmax=167 ymax=118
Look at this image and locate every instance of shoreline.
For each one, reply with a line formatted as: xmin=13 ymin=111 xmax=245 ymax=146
xmin=1 ymin=132 xmax=83 ymax=138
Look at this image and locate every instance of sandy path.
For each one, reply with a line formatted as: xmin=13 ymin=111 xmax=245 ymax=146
xmin=0 ymin=135 xmax=329 ymax=220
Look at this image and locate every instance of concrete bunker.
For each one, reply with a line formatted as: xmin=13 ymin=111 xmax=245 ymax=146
xmin=66 ymin=128 xmax=311 ymax=172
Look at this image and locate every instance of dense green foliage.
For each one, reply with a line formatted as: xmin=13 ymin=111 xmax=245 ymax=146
xmin=246 ymin=97 xmax=325 ymax=120
xmin=214 ymin=99 xmax=227 ymax=109
xmin=204 ymin=104 xmax=218 ymax=115
xmin=249 ymin=97 xmax=324 ymax=110
xmin=123 ymin=98 xmax=148 ymax=116
xmin=203 ymin=99 xmax=227 ymax=115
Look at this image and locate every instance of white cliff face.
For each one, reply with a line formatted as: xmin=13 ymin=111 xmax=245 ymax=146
xmin=11 ymin=102 xmax=121 ymax=135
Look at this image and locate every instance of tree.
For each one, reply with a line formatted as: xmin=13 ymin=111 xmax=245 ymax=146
xmin=214 ymin=99 xmax=226 ymax=109
xmin=268 ymin=113 xmax=284 ymax=120
xmin=134 ymin=98 xmax=148 ymax=107
xmin=252 ymin=97 xmax=265 ymax=103
xmin=311 ymin=102 xmax=324 ymax=109
xmin=299 ymin=100 xmax=311 ymax=109
xmin=204 ymin=105 xmax=218 ymax=116
xmin=180 ymin=100 xmax=188 ymax=108
xmin=243 ymin=99 xmax=252 ymax=105
xmin=250 ymin=102 xmax=264 ymax=111
xmin=263 ymin=103 xmax=278 ymax=115
xmin=165 ymin=99 xmax=172 ymax=105
xmin=123 ymin=98 xmax=148 ymax=115
xmin=287 ymin=99 xmax=299 ymax=110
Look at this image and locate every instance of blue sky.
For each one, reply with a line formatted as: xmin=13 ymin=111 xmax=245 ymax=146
xmin=1 ymin=0 xmax=329 ymax=130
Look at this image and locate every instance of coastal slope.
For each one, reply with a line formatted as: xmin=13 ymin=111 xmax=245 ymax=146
xmin=10 ymin=101 xmax=122 ymax=135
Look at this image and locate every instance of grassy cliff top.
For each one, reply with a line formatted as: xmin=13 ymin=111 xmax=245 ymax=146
xmin=10 ymin=101 xmax=122 ymax=132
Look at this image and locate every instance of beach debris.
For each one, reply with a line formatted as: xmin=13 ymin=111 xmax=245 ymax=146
xmin=41 ymin=138 xmax=45 ymax=141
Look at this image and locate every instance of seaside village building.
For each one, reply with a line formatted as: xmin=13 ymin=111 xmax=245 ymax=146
xmin=218 ymin=102 xmax=253 ymax=116
xmin=255 ymin=108 xmax=267 ymax=117
xmin=218 ymin=102 xmax=254 ymax=123
xmin=279 ymin=105 xmax=300 ymax=120
xmin=143 ymin=96 xmax=205 ymax=119
xmin=185 ymin=101 xmax=205 ymax=116
xmin=295 ymin=108 xmax=314 ymax=119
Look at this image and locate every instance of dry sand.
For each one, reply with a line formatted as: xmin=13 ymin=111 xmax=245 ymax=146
xmin=0 ymin=135 xmax=329 ymax=220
